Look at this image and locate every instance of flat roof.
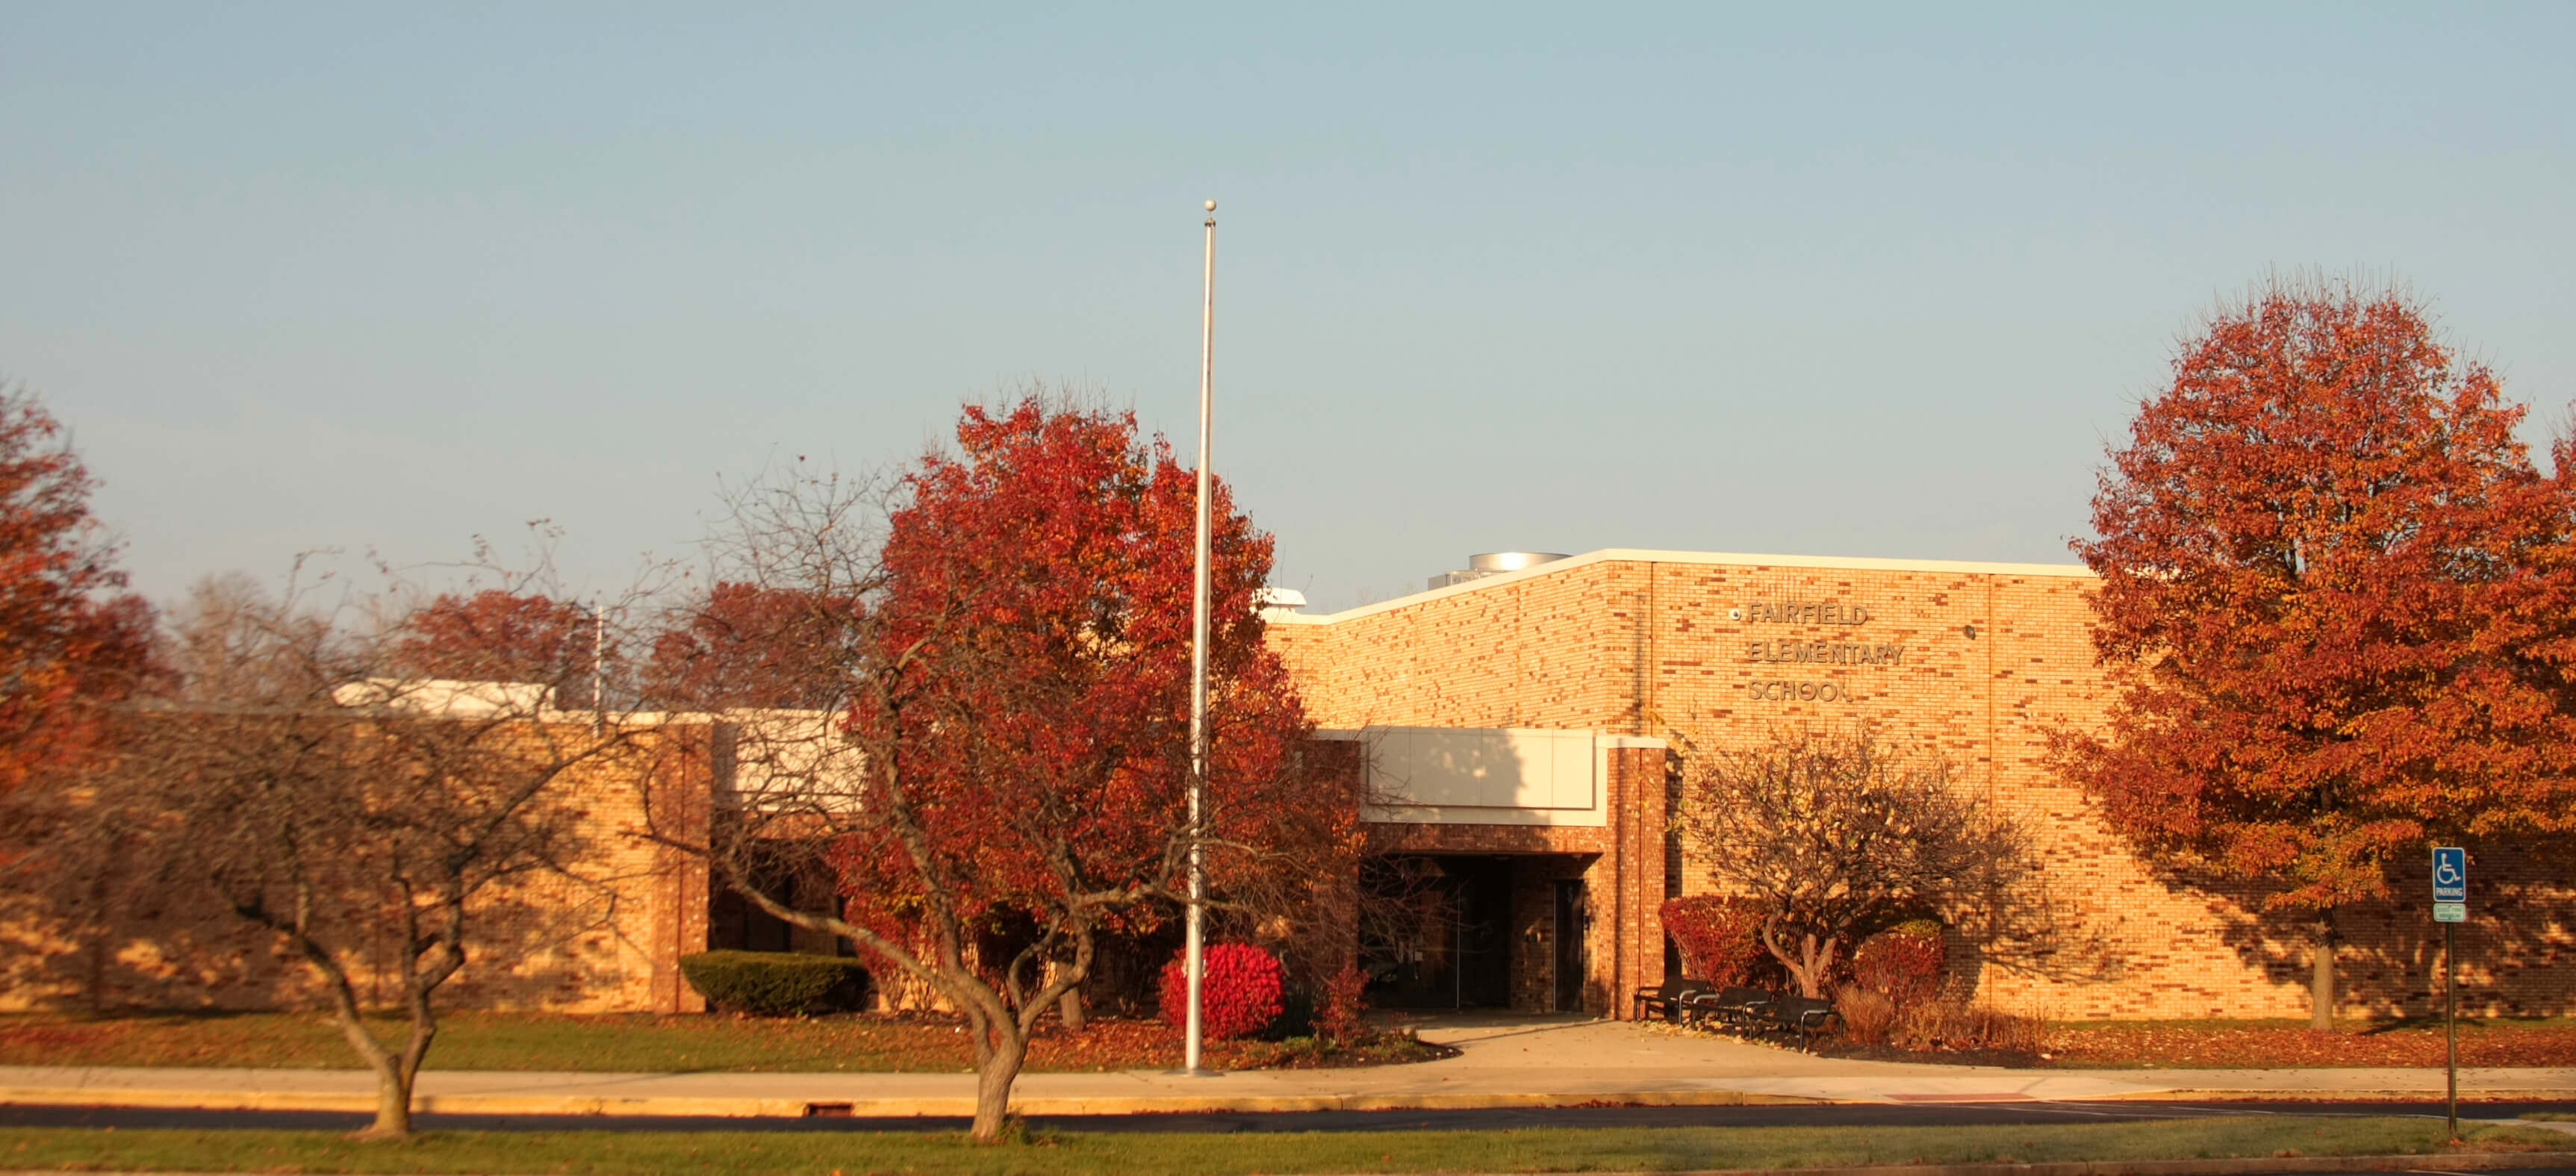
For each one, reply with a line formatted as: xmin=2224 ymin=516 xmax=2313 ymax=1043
xmin=1270 ymin=547 xmax=2094 ymax=626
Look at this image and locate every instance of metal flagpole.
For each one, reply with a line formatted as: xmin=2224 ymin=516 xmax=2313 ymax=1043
xmin=1185 ymin=198 xmax=1216 ymax=1076
xmin=591 ymin=597 xmax=606 ymax=735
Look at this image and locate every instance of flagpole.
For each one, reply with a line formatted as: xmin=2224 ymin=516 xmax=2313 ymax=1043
xmin=1186 ymin=198 xmax=1216 ymax=1075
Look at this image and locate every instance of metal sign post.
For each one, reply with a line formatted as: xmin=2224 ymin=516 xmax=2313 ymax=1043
xmin=2432 ymin=845 xmax=2467 ymax=1139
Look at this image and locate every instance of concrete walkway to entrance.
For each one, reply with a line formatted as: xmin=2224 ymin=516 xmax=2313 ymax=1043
xmin=4 ymin=1013 xmax=2572 ymax=1119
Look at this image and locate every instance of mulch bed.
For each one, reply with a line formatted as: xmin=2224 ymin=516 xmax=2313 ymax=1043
xmin=1018 ymin=1018 xmax=1449 ymax=1071
xmin=2041 ymin=1020 xmax=2576 ymax=1068
xmin=1817 ymin=1042 xmax=2044 ymax=1067
xmin=0 ymin=1010 xmax=1446 ymax=1073
xmin=1670 ymin=1014 xmax=2576 ymax=1069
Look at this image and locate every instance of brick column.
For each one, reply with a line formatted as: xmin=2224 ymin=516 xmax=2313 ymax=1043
xmin=1602 ymin=739 xmax=1668 ymax=1018
xmin=644 ymin=724 xmax=715 ymax=1014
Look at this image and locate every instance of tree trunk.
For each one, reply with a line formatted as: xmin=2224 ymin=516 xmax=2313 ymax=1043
xmin=1058 ymin=985 xmax=1085 ymax=1032
xmin=364 ymin=1065 xmax=415 ymax=1138
xmin=970 ymin=1027 xmax=1030 ymax=1140
xmin=323 ymin=1007 xmax=414 ymax=1138
xmin=1760 ymin=921 xmax=1840 ymax=998
xmin=290 ymin=921 xmax=414 ymax=1139
xmin=1793 ymin=935 xmax=1837 ymax=998
xmin=2309 ymin=914 xmax=2337 ymax=1032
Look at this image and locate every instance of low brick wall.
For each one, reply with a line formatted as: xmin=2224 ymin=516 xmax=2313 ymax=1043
xmin=1 ymin=720 xmax=712 ymax=1015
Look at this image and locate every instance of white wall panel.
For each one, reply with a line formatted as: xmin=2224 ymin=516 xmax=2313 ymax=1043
xmin=1347 ymin=726 xmax=1602 ymax=822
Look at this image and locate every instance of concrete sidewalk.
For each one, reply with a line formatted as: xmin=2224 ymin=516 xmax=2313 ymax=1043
xmin=4 ymin=1016 xmax=2572 ymax=1119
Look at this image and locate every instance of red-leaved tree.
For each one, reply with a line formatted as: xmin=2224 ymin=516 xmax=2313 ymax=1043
xmin=0 ymin=386 xmax=151 ymax=797
xmin=653 ymin=398 xmax=1362 ymax=1139
xmin=391 ymin=589 xmax=603 ymax=705
xmin=2059 ymin=279 xmax=2576 ymax=1027
xmin=643 ymin=582 xmax=853 ymax=710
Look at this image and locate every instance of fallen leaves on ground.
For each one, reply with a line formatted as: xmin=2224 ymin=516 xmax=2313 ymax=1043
xmin=2043 ymin=1021 xmax=2576 ymax=1068
xmin=0 ymin=1011 xmax=1443 ymax=1073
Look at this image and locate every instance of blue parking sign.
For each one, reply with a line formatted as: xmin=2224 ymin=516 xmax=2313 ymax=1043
xmin=2432 ymin=846 xmax=2468 ymax=904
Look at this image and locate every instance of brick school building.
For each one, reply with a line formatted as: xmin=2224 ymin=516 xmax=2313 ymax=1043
xmin=1266 ymin=548 xmax=2576 ymax=1021
xmin=7 ymin=547 xmax=2569 ymax=1020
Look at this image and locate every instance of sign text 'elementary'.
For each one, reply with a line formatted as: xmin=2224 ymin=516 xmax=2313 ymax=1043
xmin=1746 ymin=640 xmax=1906 ymax=667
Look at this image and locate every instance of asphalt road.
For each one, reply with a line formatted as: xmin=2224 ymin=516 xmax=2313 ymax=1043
xmin=3 ymin=1098 xmax=2572 ymax=1135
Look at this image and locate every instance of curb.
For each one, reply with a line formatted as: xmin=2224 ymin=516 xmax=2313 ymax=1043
xmin=2106 ymin=1089 xmax=2576 ymax=1104
xmin=3 ymin=1151 xmax=2575 ymax=1176
xmin=4 ymin=1086 xmax=2572 ymax=1119
xmin=0 ymin=1087 xmax=1835 ymax=1118
xmin=1628 ymin=1154 xmax=2576 ymax=1176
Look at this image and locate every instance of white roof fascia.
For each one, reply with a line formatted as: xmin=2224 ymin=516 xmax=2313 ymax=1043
xmin=1269 ymin=547 xmax=2094 ymax=627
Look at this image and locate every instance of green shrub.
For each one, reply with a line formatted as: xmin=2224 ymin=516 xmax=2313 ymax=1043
xmin=679 ymin=951 xmax=870 ymax=1016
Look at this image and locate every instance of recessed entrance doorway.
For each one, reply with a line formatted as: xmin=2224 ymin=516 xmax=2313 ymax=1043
xmin=1554 ymin=878 xmax=1588 ymax=1013
xmin=1362 ymin=852 xmax=1600 ymax=1012
xmin=1363 ymin=854 xmax=1512 ymax=1009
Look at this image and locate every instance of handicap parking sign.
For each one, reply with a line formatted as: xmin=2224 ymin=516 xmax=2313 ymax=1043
xmin=2432 ymin=846 xmax=2468 ymax=904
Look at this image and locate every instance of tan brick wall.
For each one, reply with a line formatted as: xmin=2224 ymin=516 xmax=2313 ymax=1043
xmin=1271 ymin=555 xmax=2576 ymax=1019
xmin=1 ymin=720 xmax=712 ymax=1015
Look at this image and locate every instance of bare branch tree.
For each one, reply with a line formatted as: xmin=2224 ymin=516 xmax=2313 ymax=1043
xmin=1681 ymin=726 xmax=2026 ymax=998
xmin=79 ymin=564 xmax=653 ymax=1138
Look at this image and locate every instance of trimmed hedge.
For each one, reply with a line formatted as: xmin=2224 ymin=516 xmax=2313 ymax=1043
xmin=679 ymin=950 xmax=871 ymax=1016
xmin=1850 ymin=919 xmax=1945 ymax=1004
xmin=1660 ymin=895 xmax=1771 ymax=987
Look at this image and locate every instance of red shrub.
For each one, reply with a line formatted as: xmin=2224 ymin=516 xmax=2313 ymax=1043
xmin=1850 ymin=921 xmax=1945 ymax=1004
xmin=1157 ymin=943 xmax=1286 ymax=1040
xmin=1315 ymin=963 xmax=1370 ymax=1048
xmin=1661 ymin=895 xmax=1770 ymax=986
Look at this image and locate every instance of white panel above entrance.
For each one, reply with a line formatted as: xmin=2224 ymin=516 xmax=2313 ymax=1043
xmin=1317 ymin=726 xmax=1611 ymax=827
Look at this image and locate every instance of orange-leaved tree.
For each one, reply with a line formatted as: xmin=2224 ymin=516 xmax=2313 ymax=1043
xmin=643 ymin=582 xmax=854 ymax=710
xmin=653 ymin=397 xmax=1360 ymax=1139
xmin=2058 ymin=279 xmax=2576 ymax=1028
xmin=390 ymin=589 xmax=603 ymax=706
xmin=0 ymin=386 xmax=151 ymax=797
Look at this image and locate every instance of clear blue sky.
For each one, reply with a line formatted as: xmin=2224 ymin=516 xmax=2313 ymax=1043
xmin=6 ymin=4 xmax=2571 ymax=611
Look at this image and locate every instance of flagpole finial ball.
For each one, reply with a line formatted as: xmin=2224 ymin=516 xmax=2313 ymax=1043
xmin=1204 ymin=199 xmax=1216 ymax=211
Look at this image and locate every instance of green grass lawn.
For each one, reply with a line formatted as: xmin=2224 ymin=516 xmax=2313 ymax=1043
xmin=0 ymin=1010 xmax=1435 ymax=1073
xmin=0 ymin=1117 xmax=2562 ymax=1175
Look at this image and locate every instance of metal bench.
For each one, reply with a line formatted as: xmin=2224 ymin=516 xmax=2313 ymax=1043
xmin=1752 ymin=994 xmax=1841 ymax=1050
xmin=1687 ymin=985 xmax=1777 ymax=1030
xmin=1631 ymin=978 xmax=1702 ymax=1023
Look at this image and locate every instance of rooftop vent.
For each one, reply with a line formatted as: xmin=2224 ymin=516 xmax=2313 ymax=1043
xmin=1254 ymin=587 xmax=1307 ymax=617
xmin=1428 ymin=551 xmax=1570 ymax=591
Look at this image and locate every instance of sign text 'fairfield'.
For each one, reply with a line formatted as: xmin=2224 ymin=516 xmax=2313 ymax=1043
xmin=1736 ymin=597 xmax=1905 ymax=704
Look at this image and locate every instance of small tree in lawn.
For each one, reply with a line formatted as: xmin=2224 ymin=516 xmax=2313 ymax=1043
xmin=2057 ymin=279 xmax=2576 ymax=1030
xmin=1681 ymin=727 xmax=2021 ymax=998
xmin=95 ymin=568 xmax=648 ymax=1138
xmin=649 ymin=399 xmax=1360 ymax=1141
